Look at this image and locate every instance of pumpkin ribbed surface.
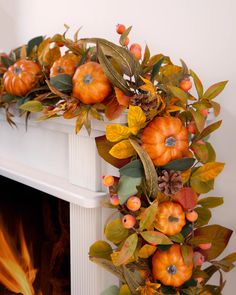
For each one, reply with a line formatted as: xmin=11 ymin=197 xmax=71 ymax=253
xmin=50 ymin=53 xmax=80 ymax=78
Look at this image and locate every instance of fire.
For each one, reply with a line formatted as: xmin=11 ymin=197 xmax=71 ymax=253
xmin=0 ymin=221 xmax=42 ymax=295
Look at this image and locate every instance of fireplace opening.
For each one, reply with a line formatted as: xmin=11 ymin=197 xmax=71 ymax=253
xmin=0 ymin=175 xmax=71 ymax=295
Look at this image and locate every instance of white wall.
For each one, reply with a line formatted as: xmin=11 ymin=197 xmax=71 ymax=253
xmin=1 ymin=0 xmax=236 ymax=293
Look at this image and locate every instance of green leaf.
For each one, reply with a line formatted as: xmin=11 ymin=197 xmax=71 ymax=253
xmin=140 ymin=231 xmax=173 ymax=245
xmin=1 ymin=94 xmax=19 ymax=103
xmin=123 ymin=266 xmax=144 ymax=294
xmin=181 ymin=245 xmax=193 ymax=266
xmin=105 ymin=218 xmax=129 ymax=244
xmin=190 ymin=69 xmax=203 ymax=98
xmin=195 ymin=207 xmax=212 ymax=227
xmin=119 ymin=159 xmax=144 ymax=178
xmin=101 ymin=286 xmax=119 ymax=295
xmin=190 ymin=225 xmax=233 ymax=260
xmin=151 ymin=57 xmax=164 ymax=82
xmin=197 ymin=120 xmax=222 ymax=140
xmin=50 ymin=74 xmax=72 ymax=92
xmin=168 ymin=85 xmax=189 ymax=103
xmin=161 ymin=157 xmax=195 ymax=171
xmin=190 ymin=178 xmax=214 ymax=194
xmin=89 ymin=241 xmax=113 ymax=260
xmin=118 ymin=175 xmax=142 ymax=204
xmin=190 ymin=108 xmax=206 ymax=132
xmin=169 ymin=233 xmax=185 ymax=243
xmin=191 ymin=142 xmax=209 ymax=163
xmin=95 ymin=135 xmax=131 ymax=169
xmin=139 ymin=201 xmax=158 ymax=230
xmin=119 ymin=26 xmax=132 ymax=46
xmin=198 ymin=197 xmax=224 ymax=208
xmin=142 ymin=44 xmax=150 ymax=66
xmin=114 ymin=233 xmax=138 ymax=266
xmin=1 ymin=56 xmax=14 ymax=68
xmin=97 ymin=43 xmax=132 ymax=95
xmin=129 ymin=139 xmax=158 ymax=199
xmin=27 ymin=36 xmax=43 ymax=55
xmin=138 ymin=244 xmax=157 ymax=258
xmin=203 ymin=81 xmax=228 ymax=100
xmin=20 ymin=100 xmax=43 ymax=112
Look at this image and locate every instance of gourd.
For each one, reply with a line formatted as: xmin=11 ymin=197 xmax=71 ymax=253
xmin=50 ymin=53 xmax=80 ymax=77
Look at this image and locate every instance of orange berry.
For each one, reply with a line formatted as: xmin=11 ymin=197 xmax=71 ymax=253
xmin=122 ymin=214 xmax=136 ymax=228
xmin=56 ymin=41 xmax=64 ymax=47
xmin=130 ymin=43 xmax=142 ymax=51
xmin=193 ymin=251 xmax=205 ymax=267
xmin=186 ymin=210 xmax=198 ymax=222
xmin=195 ymin=140 xmax=205 ymax=145
xmin=110 ymin=194 xmax=120 ymax=206
xmin=180 ymin=79 xmax=192 ymax=92
xmin=130 ymin=48 xmax=142 ymax=60
xmin=195 ymin=277 xmax=204 ymax=284
xmin=102 ymin=175 xmax=115 ymax=187
xmin=187 ymin=121 xmax=197 ymax=134
xmin=116 ymin=24 xmax=126 ymax=34
xmin=199 ymin=108 xmax=209 ymax=117
xmin=126 ymin=196 xmax=141 ymax=212
xmin=123 ymin=37 xmax=129 ymax=46
xmin=198 ymin=243 xmax=212 ymax=250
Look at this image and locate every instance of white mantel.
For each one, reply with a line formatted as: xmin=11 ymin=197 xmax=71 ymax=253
xmin=0 ymin=110 xmax=125 ymax=294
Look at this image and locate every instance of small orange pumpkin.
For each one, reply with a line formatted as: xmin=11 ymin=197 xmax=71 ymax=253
xmin=154 ymin=201 xmax=186 ymax=236
xmin=50 ymin=53 xmax=80 ymax=78
xmin=3 ymin=59 xmax=41 ymax=96
xmin=72 ymin=61 xmax=112 ymax=104
xmin=141 ymin=116 xmax=189 ymax=166
xmin=152 ymin=244 xmax=193 ymax=287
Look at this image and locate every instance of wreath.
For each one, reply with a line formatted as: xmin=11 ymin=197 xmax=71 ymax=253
xmin=0 ymin=24 xmax=235 ymax=295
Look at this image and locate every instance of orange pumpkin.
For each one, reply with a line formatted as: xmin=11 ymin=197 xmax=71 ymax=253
xmin=3 ymin=59 xmax=41 ymax=96
xmin=72 ymin=61 xmax=112 ymax=104
xmin=50 ymin=53 xmax=80 ymax=78
xmin=154 ymin=201 xmax=186 ymax=236
xmin=152 ymin=244 xmax=193 ymax=287
xmin=141 ymin=116 xmax=189 ymax=166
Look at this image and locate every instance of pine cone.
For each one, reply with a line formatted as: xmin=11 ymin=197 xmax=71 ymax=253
xmin=158 ymin=170 xmax=183 ymax=196
xmin=130 ymin=94 xmax=160 ymax=118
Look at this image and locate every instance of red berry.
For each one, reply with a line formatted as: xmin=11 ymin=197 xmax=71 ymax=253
xmin=122 ymin=214 xmax=136 ymax=229
xmin=180 ymin=79 xmax=192 ymax=92
xmin=130 ymin=43 xmax=142 ymax=51
xmin=186 ymin=210 xmax=198 ymax=222
xmin=193 ymin=251 xmax=205 ymax=267
xmin=199 ymin=109 xmax=209 ymax=117
xmin=188 ymin=122 xmax=197 ymax=134
xmin=116 ymin=24 xmax=126 ymax=34
xmin=102 ymin=175 xmax=115 ymax=187
xmin=56 ymin=41 xmax=64 ymax=47
xmin=123 ymin=37 xmax=129 ymax=46
xmin=198 ymin=243 xmax=212 ymax=250
xmin=110 ymin=194 xmax=120 ymax=206
xmin=126 ymin=196 xmax=141 ymax=212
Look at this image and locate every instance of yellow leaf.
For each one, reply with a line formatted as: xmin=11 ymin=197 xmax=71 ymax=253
xmin=191 ymin=162 xmax=225 ymax=182
xmin=138 ymin=244 xmax=157 ymax=258
xmin=167 ymin=105 xmax=185 ymax=113
xmin=109 ymin=140 xmax=135 ymax=159
xmin=106 ymin=124 xmax=131 ymax=142
xmin=139 ymin=76 xmax=156 ymax=97
xmin=181 ymin=168 xmax=192 ymax=184
xmin=128 ymin=106 xmax=146 ymax=135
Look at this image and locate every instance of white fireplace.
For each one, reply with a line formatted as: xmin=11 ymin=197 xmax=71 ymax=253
xmin=0 ymin=111 xmax=126 ymax=294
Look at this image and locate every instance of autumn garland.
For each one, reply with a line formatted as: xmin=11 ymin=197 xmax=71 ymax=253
xmin=0 ymin=25 xmax=235 ymax=295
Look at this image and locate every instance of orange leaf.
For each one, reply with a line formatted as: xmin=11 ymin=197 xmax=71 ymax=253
xmin=173 ymin=187 xmax=198 ymax=210
xmin=115 ymin=87 xmax=130 ymax=107
xmin=104 ymin=95 xmax=126 ymax=120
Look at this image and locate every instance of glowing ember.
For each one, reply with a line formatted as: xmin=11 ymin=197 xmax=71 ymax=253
xmin=0 ymin=221 xmax=42 ymax=295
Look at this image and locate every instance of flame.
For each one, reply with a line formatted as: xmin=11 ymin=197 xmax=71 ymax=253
xmin=0 ymin=221 xmax=42 ymax=295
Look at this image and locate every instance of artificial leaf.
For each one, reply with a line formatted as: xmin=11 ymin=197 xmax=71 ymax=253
xmin=181 ymin=245 xmax=193 ymax=266
xmin=151 ymin=58 xmax=164 ymax=82
xmin=138 ymin=244 xmax=157 ymax=258
xmin=172 ymin=187 xmax=198 ymax=210
xmin=117 ymin=175 xmax=142 ymax=204
xmin=168 ymin=85 xmax=189 ymax=103
xmin=119 ymin=26 xmax=132 ymax=46
xmin=114 ymin=233 xmax=138 ymax=266
xmin=140 ymin=231 xmax=173 ymax=245
xmin=203 ymin=81 xmax=228 ymax=100
xmin=169 ymin=233 xmax=184 ymax=243
xmin=142 ymin=45 xmax=150 ymax=66
xmin=106 ymin=124 xmax=131 ymax=142
xmin=129 ymin=139 xmax=158 ymax=199
xmin=101 ymin=285 xmax=119 ymax=295
xmin=190 ymin=108 xmax=206 ymax=132
xmin=123 ymin=266 xmax=144 ymax=294
xmin=2 ymin=94 xmax=19 ymax=103
xmin=139 ymin=77 xmax=156 ymax=97
xmin=110 ymin=140 xmax=136 ymax=159
xmin=181 ymin=168 xmax=192 ymax=184
xmin=27 ymin=36 xmax=43 ymax=55
xmin=139 ymin=201 xmax=158 ymax=231
xmin=128 ymin=106 xmax=146 ymax=135
xmin=191 ymin=142 xmax=209 ymax=163
xmin=95 ymin=135 xmax=131 ymax=169
xmin=50 ymin=74 xmax=72 ymax=92
xmin=197 ymin=120 xmax=222 ymax=140
xmin=190 ymin=178 xmax=214 ymax=194
xmin=211 ymin=101 xmax=221 ymax=116
xmin=190 ymin=69 xmax=203 ymax=98
xmin=115 ymin=87 xmax=131 ymax=106
xmin=191 ymin=162 xmax=225 ymax=182
xmin=75 ymin=109 xmax=87 ymax=134
xmin=161 ymin=158 xmax=195 ymax=171
xmin=198 ymin=197 xmax=224 ymax=208
xmin=119 ymin=284 xmax=132 ymax=295
xmin=119 ymin=159 xmax=144 ymax=178
xmin=190 ymin=225 xmax=233 ymax=260
xmin=20 ymin=101 xmax=43 ymax=113
xmin=104 ymin=218 xmax=129 ymax=245
xmin=89 ymin=240 xmax=113 ymax=260
xmin=195 ymin=207 xmax=212 ymax=227
xmin=105 ymin=95 xmax=127 ymax=120
xmin=38 ymin=38 xmax=61 ymax=67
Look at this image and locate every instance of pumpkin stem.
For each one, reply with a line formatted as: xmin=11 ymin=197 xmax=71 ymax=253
xmin=167 ymin=265 xmax=177 ymax=275
xmin=168 ymin=215 xmax=179 ymax=223
xmin=83 ymin=74 xmax=93 ymax=84
xmin=13 ymin=67 xmax=23 ymax=75
xmin=165 ymin=136 xmax=176 ymax=147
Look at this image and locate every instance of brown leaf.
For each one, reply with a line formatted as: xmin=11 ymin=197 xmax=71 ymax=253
xmin=172 ymin=187 xmax=198 ymax=210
